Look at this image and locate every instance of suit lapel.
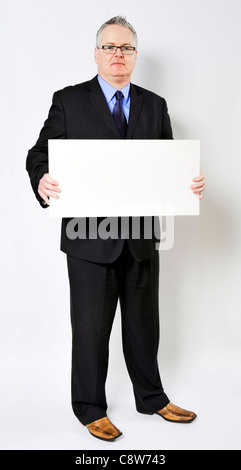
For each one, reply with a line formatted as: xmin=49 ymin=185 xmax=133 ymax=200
xmin=88 ymin=76 xmax=120 ymax=138
xmin=127 ymin=84 xmax=143 ymax=138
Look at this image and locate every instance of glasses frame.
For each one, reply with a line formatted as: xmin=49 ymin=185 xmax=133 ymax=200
xmin=98 ymin=45 xmax=136 ymax=55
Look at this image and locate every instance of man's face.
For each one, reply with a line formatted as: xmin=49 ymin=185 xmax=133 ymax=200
xmin=94 ymin=25 xmax=137 ymax=85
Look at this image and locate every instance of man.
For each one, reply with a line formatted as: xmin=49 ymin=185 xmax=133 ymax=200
xmin=26 ymin=16 xmax=205 ymax=442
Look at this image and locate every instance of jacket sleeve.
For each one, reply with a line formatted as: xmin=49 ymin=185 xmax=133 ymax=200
xmin=161 ymin=98 xmax=173 ymax=139
xmin=26 ymin=91 xmax=66 ymax=208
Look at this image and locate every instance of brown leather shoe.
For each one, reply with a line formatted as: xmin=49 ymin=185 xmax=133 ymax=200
xmin=155 ymin=402 xmax=197 ymax=423
xmin=86 ymin=416 xmax=122 ymax=441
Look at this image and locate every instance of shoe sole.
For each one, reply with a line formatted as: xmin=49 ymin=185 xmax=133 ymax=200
xmin=88 ymin=430 xmax=123 ymax=441
xmin=154 ymin=412 xmax=197 ymax=423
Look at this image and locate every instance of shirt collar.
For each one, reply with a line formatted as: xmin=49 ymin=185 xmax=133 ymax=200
xmin=97 ymin=74 xmax=130 ymax=104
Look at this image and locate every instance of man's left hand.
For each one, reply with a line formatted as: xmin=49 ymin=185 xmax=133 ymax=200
xmin=190 ymin=173 xmax=205 ymax=200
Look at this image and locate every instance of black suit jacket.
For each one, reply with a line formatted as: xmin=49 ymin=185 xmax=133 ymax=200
xmin=26 ymin=75 xmax=173 ymax=263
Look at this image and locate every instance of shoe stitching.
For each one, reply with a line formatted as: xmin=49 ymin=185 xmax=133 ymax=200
xmin=88 ymin=423 xmax=120 ymax=437
xmin=158 ymin=409 xmax=195 ymax=419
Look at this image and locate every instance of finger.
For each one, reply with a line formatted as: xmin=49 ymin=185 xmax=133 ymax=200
xmin=193 ymin=173 xmax=205 ymax=182
xmin=43 ymin=174 xmax=59 ymax=185
xmin=39 ymin=186 xmax=60 ymax=198
xmin=190 ymin=181 xmax=205 ymax=190
xmin=43 ymin=188 xmax=60 ymax=198
xmin=39 ymin=190 xmax=50 ymax=205
xmin=41 ymin=181 xmax=61 ymax=192
xmin=192 ymin=186 xmax=205 ymax=193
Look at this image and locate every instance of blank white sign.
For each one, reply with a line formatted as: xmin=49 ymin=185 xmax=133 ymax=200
xmin=48 ymin=139 xmax=200 ymax=217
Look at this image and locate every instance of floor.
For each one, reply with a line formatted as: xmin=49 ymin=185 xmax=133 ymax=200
xmin=1 ymin=349 xmax=240 ymax=451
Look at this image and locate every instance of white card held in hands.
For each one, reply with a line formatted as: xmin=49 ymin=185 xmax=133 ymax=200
xmin=48 ymin=139 xmax=200 ymax=217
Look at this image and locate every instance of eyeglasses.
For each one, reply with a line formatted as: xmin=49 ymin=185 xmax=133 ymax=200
xmin=98 ymin=45 xmax=136 ymax=55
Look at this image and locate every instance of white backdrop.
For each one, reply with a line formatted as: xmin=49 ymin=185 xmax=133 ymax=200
xmin=1 ymin=0 xmax=241 ymax=450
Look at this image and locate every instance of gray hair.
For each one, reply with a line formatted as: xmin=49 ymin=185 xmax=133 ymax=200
xmin=96 ymin=16 xmax=138 ymax=48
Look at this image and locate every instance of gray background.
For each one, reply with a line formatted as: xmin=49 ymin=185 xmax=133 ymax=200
xmin=1 ymin=0 xmax=241 ymax=450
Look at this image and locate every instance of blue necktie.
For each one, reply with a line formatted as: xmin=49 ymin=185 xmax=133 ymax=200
xmin=112 ymin=91 xmax=127 ymax=138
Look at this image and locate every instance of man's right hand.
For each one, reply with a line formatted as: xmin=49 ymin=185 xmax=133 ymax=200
xmin=38 ymin=173 xmax=61 ymax=205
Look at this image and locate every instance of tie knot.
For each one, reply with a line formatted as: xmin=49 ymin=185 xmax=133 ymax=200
xmin=115 ymin=90 xmax=123 ymax=101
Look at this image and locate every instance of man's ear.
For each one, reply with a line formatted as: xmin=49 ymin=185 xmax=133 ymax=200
xmin=94 ymin=47 xmax=98 ymax=65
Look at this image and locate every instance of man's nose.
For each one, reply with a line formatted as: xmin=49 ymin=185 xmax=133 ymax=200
xmin=115 ymin=47 xmax=124 ymax=57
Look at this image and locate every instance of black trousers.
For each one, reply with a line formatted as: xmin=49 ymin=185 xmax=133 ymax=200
xmin=66 ymin=241 xmax=169 ymax=425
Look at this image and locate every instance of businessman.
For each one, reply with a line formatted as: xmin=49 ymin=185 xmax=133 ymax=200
xmin=26 ymin=16 xmax=205 ymax=441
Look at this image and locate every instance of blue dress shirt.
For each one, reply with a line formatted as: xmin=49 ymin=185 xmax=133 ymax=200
xmin=97 ymin=75 xmax=130 ymax=123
